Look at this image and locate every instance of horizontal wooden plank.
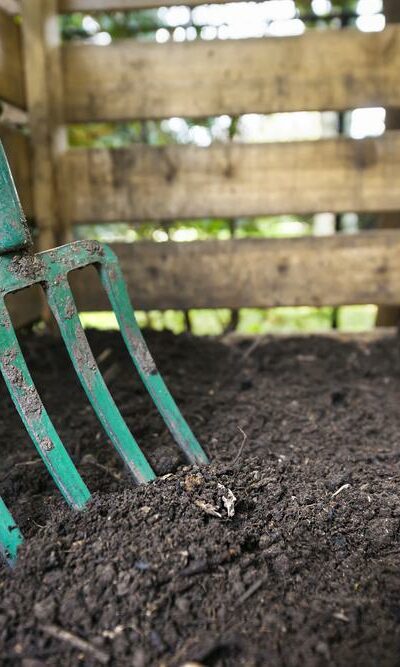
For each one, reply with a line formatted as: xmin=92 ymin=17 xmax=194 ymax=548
xmin=0 ymin=9 xmax=25 ymax=108
xmin=63 ymin=25 xmax=400 ymax=122
xmin=70 ymin=231 xmax=400 ymax=311
xmin=5 ymin=286 xmax=42 ymax=328
xmin=59 ymin=0 xmax=227 ymax=9
xmin=0 ymin=125 xmax=33 ymax=218
xmin=63 ymin=132 xmax=400 ymax=223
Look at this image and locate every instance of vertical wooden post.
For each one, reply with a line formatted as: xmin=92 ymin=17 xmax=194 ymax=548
xmin=20 ymin=0 xmax=67 ymax=252
xmin=376 ymin=0 xmax=400 ymax=326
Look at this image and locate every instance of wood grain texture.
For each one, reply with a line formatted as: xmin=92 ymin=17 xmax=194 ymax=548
xmin=59 ymin=0 xmax=229 ymax=9
xmin=63 ymin=132 xmax=400 ymax=223
xmin=376 ymin=0 xmax=400 ymax=325
xmin=70 ymin=231 xmax=400 ymax=311
xmin=63 ymin=25 xmax=400 ymax=122
xmin=0 ymin=124 xmax=33 ymax=218
xmin=0 ymin=9 xmax=25 ymax=108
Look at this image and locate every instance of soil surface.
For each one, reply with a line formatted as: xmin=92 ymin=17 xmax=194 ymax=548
xmin=1 ymin=328 xmax=400 ymax=666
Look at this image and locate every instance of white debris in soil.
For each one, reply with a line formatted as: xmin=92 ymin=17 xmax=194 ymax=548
xmin=194 ymin=499 xmax=222 ymax=518
xmin=218 ymin=483 xmax=237 ymax=518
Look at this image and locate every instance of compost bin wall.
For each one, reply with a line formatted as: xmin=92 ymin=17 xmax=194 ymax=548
xmin=0 ymin=0 xmax=400 ymax=325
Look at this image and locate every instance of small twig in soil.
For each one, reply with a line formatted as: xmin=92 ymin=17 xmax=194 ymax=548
xmin=239 ymin=334 xmax=269 ymax=363
xmin=1 ymin=459 xmax=42 ymax=483
xmin=333 ymin=611 xmax=349 ymax=623
xmin=179 ymin=547 xmax=240 ymax=578
xmin=194 ymin=499 xmax=222 ymax=518
xmin=40 ymin=624 xmax=109 ymax=665
xmin=80 ymin=454 xmax=122 ymax=482
xmin=231 ymin=426 xmax=248 ymax=466
xmin=331 ymin=483 xmax=351 ymax=498
xmin=96 ymin=347 xmax=113 ymax=365
xmin=217 ymin=335 xmax=268 ymax=390
xmin=102 ymin=362 xmax=122 ymax=386
xmin=236 ymin=572 xmax=269 ymax=606
xmin=15 ymin=459 xmax=42 ymax=468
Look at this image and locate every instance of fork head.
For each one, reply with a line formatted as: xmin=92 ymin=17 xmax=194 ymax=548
xmin=0 ymin=142 xmax=208 ymax=566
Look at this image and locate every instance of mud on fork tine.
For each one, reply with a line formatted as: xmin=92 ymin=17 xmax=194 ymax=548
xmin=0 ymin=141 xmax=209 ymax=565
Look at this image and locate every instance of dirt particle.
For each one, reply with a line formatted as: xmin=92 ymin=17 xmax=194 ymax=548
xmin=125 ymin=334 xmax=157 ymax=376
xmin=183 ymin=472 xmax=204 ymax=493
xmin=9 ymin=252 xmax=45 ymax=281
xmin=33 ymin=597 xmax=56 ymax=622
xmin=64 ymin=298 xmax=76 ymax=320
xmin=80 ymin=240 xmax=104 ymax=257
xmin=40 ymin=437 xmax=54 ymax=452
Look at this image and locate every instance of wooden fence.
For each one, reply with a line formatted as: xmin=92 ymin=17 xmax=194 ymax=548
xmin=1 ymin=1 xmax=400 ymax=325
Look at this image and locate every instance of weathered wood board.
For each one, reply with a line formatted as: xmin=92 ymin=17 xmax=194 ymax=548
xmin=0 ymin=124 xmax=33 ymax=218
xmin=21 ymin=0 xmax=68 ymax=250
xmin=70 ymin=231 xmax=400 ymax=311
xmin=63 ymin=25 xmax=400 ymax=122
xmin=63 ymin=132 xmax=400 ymax=223
xmin=0 ymin=9 xmax=25 ymax=108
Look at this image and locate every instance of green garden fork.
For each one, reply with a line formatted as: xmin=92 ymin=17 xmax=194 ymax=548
xmin=0 ymin=141 xmax=208 ymax=566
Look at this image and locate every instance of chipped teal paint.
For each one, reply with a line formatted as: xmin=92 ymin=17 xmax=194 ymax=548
xmin=0 ymin=300 xmax=91 ymax=510
xmin=0 ymin=142 xmax=31 ymax=254
xmin=0 ymin=497 xmax=23 ymax=565
xmin=0 ymin=142 xmax=208 ymax=566
xmin=99 ymin=246 xmax=209 ymax=467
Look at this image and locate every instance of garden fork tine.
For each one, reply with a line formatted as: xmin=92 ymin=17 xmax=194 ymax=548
xmin=46 ymin=276 xmax=156 ymax=485
xmin=0 ymin=497 xmax=22 ymax=566
xmin=97 ymin=252 xmax=209 ymax=465
xmin=0 ymin=298 xmax=90 ymax=509
xmin=0 ymin=140 xmax=208 ymax=564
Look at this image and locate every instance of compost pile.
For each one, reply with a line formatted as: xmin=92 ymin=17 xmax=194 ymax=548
xmin=1 ymin=328 xmax=400 ymax=666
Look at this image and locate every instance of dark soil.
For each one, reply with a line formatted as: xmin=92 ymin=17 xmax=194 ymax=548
xmin=1 ymin=328 xmax=400 ymax=666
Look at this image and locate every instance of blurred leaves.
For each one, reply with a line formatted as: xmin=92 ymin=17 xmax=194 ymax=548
xmin=62 ymin=10 xmax=161 ymax=41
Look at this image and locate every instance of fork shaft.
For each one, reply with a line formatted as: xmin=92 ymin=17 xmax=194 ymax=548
xmin=0 ymin=496 xmax=23 ymax=565
xmin=0 ymin=141 xmax=32 ymax=254
xmin=0 ymin=300 xmax=90 ymax=509
xmin=99 ymin=255 xmax=209 ymax=466
xmin=46 ymin=278 xmax=156 ymax=485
